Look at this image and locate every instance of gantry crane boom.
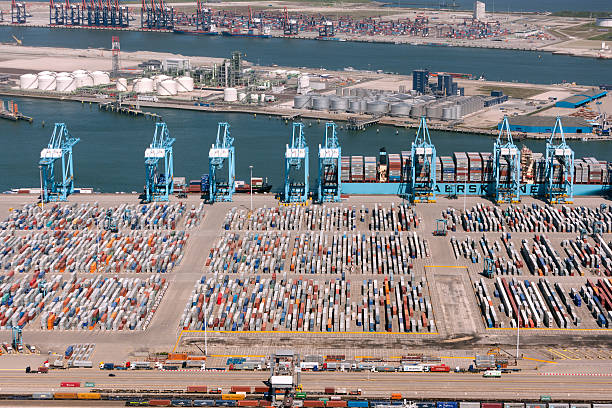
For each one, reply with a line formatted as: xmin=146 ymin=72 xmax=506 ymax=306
xmin=208 ymin=122 xmax=235 ymax=203
xmin=317 ymin=122 xmax=341 ymax=203
xmin=544 ymin=116 xmax=574 ymax=204
xmin=39 ymin=123 xmax=80 ymax=203
xmin=144 ymin=122 xmax=175 ymax=202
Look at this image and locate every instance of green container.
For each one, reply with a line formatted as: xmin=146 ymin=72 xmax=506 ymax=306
xmin=296 ymin=392 xmax=307 ymax=399
xmin=540 ymin=396 xmax=552 ymax=402
xmin=85 ymin=382 xmax=95 ymax=387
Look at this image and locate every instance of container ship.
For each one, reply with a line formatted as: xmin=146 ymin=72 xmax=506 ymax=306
xmin=337 ymin=147 xmax=611 ymax=197
xmin=173 ymin=28 xmax=220 ymax=36
xmin=222 ymin=27 xmax=271 ymax=38
xmin=183 ymin=177 xmax=272 ymax=194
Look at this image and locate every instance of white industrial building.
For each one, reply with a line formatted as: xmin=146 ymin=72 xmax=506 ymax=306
xmin=474 ymin=1 xmax=485 ymax=20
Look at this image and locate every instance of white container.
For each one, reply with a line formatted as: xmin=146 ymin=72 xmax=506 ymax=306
xmin=133 ymin=78 xmax=154 ymax=93
xmin=91 ymin=71 xmax=110 ymax=85
xmin=157 ymin=79 xmax=178 ymax=96
xmin=176 ymin=76 xmax=194 ymax=92
xmin=19 ymin=74 xmax=38 ymax=90
xmin=37 ymin=75 xmax=56 ymax=91
xmin=116 ymin=78 xmax=128 ymax=92
xmin=223 ymin=87 xmax=238 ymax=102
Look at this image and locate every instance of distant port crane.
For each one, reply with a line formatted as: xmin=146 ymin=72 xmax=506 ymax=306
xmin=196 ymin=0 xmax=212 ymax=31
xmin=545 ymin=117 xmax=574 ymax=204
xmin=39 ymin=123 xmax=80 ymax=203
xmin=11 ymin=0 xmax=26 ymax=23
xmin=317 ymin=122 xmax=341 ymax=203
xmin=283 ymin=122 xmax=309 ymax=203
xmin=208 ymin=122 xmax=235 ymax=203
xmin=144 ymin=122 xmax=175 ymax=202
xmin=493 ymin=116 xmax=521 ymax=204
xmin=409 ymin=116 xmax=437 ymax=203
xmin=141 ymin=0 xmax=173 ymax=30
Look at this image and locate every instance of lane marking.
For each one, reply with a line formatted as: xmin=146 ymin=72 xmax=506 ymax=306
xmin=539 ymin=373 xmax=612 ymax=377
xmin=522 ymin=357 xmax=557 ymax=364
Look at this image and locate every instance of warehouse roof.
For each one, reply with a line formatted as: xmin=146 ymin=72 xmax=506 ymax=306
xmin=506 ymin=116 xmax=591 ymax=128
xmin=555 ymin=89 xmax=608 ymax=108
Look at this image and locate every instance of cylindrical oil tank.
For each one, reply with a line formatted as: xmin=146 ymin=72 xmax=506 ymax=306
xmin=37 ymin=75 xmax=56 ymax=91
xmin=329 ymin=97 xmax=348 ymax=112
xmin=116 ymin=78 xmax=128 ymax=92
xmin=157 ymin=79 xmax=178 ymax=96
xmin=348 ymin=100 xmax=362 ymax=113
xmin=389 ymin=103 xmax=411 ymax=117
xmin=366 ymin=101 xmax=388 ymax=114
xmin=56 ymin=75 xmax=76 ymax=93
xmin=442 ymin=107 xmax=452 ymax=121
xmin=410 ymin=103 xmax=425 ymax=118
xmin=176 ymin=76 xmax=194 ymax=92
xmin=74 ymin=73 xmax=93 ymax=88
xmin=311 ymin=95 xmax=329 ymax=111
xmin=91 ymin=71 xmax=110 ymax=85
xmin=454 ymin=104 xmax=462 ymax=119
xmin=238 ymin=92 xmax=246 ymax=102
xmin=133 ymin=78 xmax=154 ymax=93
xmin=153 ymin=74 xmax=171 ymax=90
xmin=38 ymin=71 xmax=54 ymax=77
xmin=224 ymin=88 xmax=238 ymax=102
xmin=293 ymin=95 xmax=311 ymax=109
xmin=72 ymin=69 xmax=87 ymax=76
xmin=19 ymin=74 xmax=38 ymax=90
xmin=360 ymin=100 xmax=367 ymax=112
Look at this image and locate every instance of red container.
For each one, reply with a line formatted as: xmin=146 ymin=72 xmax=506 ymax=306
xmin=231 ymin=386 xmax=252 ymax=393
xmin=254 ymin=387 xmax=269 ymax=393
xmin=327 ymin=402 xmax=348 ymax=408
xmin=238 ymin=401 xmax=259 ymax=407
xmin=149 ymin=400 xmax=172 ymax=407
xmin=482 ymin=404 xmax=502 ymax=408
xmin=187 ymin=386 xmax=208 ymax=393
xmin=303 ymin=401 xmax=325 ymax=408
xmin=60 ymin=382 xmax=80 ymax=387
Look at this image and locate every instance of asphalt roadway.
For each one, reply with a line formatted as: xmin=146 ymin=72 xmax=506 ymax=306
xmin=0 ymin=369 xmax=610 ymax=401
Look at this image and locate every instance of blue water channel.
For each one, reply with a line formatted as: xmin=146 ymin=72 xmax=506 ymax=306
xmin=1 ymin=97 xmax=611 ymax=192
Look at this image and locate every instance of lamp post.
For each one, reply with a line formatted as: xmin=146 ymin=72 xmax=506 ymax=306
xmin=249 ymin=165 xmax=253 ymax=212
xmin=39 ymin=165 xmax=44 ymax=209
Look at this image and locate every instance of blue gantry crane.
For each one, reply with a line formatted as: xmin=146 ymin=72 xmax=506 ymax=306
xmin=409 ymin=116 xmax=436 ymax=203
xmin=208 ymin=122 xmax=235 ymax=203
xmin=144 ymin=122 xmax=175 ymax=202
xmin=283 ymin=122 xmax=309 ymax=203
xmin=544 ymin=117 xmax=574 ymax=204
xmin=39 ymin=123 xmax=80 ymax=203
xmin=493 ymin=116 xmax=521 ymax=204
xmin=317 ymin=122 xmax=341 ymax=203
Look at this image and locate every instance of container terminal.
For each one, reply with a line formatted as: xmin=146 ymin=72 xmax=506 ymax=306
xmin=0 ymin=106 xmax=609 ymax=404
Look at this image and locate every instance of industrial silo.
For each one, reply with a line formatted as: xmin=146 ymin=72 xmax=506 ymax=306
xmin=157 ymin=79 xmax=178 ymax=96
xmin=366 ymin=101 xmax=388 ymax=115
xmin=19 ymin=74 xmax=38 ymax=90
xmin=390 ymin=103 xmax=411 ymax=117
xmin=348 ymin=99 xmax=363 ymax=113
xmin=293 ymin=95 xmax=311 ymax=109
xmin=329 ymin=97 xmax=348 ymax=112
xmin=311 ymin=95 xmax=330 ymax=111
xmin=176 ymin=76 xmax=194 ymax=92
xmin=91 ymin=71 xmax=110 ymax=85
xmin=133 ymin=78 xmax=154 ymax=93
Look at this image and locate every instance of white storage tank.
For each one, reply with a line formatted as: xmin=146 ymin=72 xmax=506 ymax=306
xmin=293 ymin=95 xmax=311 ymax=109
xmin=238 ymin=92 xmax=246 ymax=102
xmin=116 ymin=78 xmax=128 ymax=92
xmin=56 ymin=76 xmax=76 ymax=93
xmin=37 ymin=75 xmax=56 ymax=91
xmin=133 ymin=78 xmax=154 ymax=94
xmin=157 ymin=79 xmax=178 ymax=96
xmin=260 ymin=93 xmax=266 ymax=102
xmin=38 ymin=71 xmax=54 ymax=77
xmin=176 ymin=76 xmax=194 ymax=92
xmin=19 ymin=74 xmax=38 ymax=90
xmin=74 ymin=73 xmax=93 ymax=88
xmin=224 ymin=88 xmax=238 ymax=102
xmin=91 ymin=71 xmax=110 ymax=85
xmin=298 ymin=75 xmax=310 ymax=89
xmin=154 ymin=74 xmax=171 ymax=90
xmin=72 ymin=69 xmax=88 ymax=76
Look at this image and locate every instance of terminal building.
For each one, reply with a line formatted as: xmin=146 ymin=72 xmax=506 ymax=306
xmin=500 ymin=116 xmax=593 ymax=134
xmin=555 ymin=89 xmax=608 ymax=109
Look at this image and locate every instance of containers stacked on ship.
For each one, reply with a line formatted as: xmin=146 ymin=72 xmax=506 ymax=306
xmin=378 ymin=148 xmax=388 ymax=182
xmin=468 ymin=153 xmax=482 ymax=183
xmin=408 ymin=117 xmax=436 ymax=203
xmin=481 ymin=152 xmax=493 ymax=184
xmin=341 ymin=157 xmax=351 ymax=183
xmin=493 ymin=116 xmax=521 ymax=203
xmin=364 ymin=157 xmax=377 ymax=182
xmin=544 ymin=117 xmax=574 ymax=204
xmin=351 ymin=156 xmax=364 ymax=182
xmin=388 ymin=154 xmax=402 ymax=182
xmin=401 ymin=151 xmax=411 ymax=183
xmin=318 ymin=122 xmax=342 ymax=203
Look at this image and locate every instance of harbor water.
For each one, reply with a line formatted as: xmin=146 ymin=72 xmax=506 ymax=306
xmin=1 ymin=26 xmax=611 ymax=85
xmin=1 ymin=97 xmax=612 ymax=193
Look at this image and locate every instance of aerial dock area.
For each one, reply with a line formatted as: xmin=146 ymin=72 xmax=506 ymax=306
xmin=0 ymin=99 xmax=32 ymax=122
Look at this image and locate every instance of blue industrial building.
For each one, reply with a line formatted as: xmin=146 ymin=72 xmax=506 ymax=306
xmin=555 ymin=89 xmax=608 ymax=108
xmin=500 ymin=116 xmax=593 ymax=134
xmin=412 ymin=69 xmax=429 ymax=94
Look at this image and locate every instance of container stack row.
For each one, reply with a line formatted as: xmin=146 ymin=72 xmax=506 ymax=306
xmin=222 ymin=205 xmax=421 ymax=232
xmin=1 ymin=202 xmax=203 ymax=231
xmin=181 ymin=275 xmax=435 ymax=332
xmin=205 ymin=231 xmax=429 ymax=275
xmin=0 ymin=272 xmax=61 ymax=329
xmin=0 ymin=229 xmax=187 ymax=274
xmin=41 ymin=275 xmax=167 ymax=330
xmin=577 ymin=279 xmax=612 ymax=327
xmin=447 ymin=204 xmax=612 ymax=233
xmin=475 ymin=277 xmax=585 ymax=329
xmin=350 ymin=156 xmax=364 ymax=182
